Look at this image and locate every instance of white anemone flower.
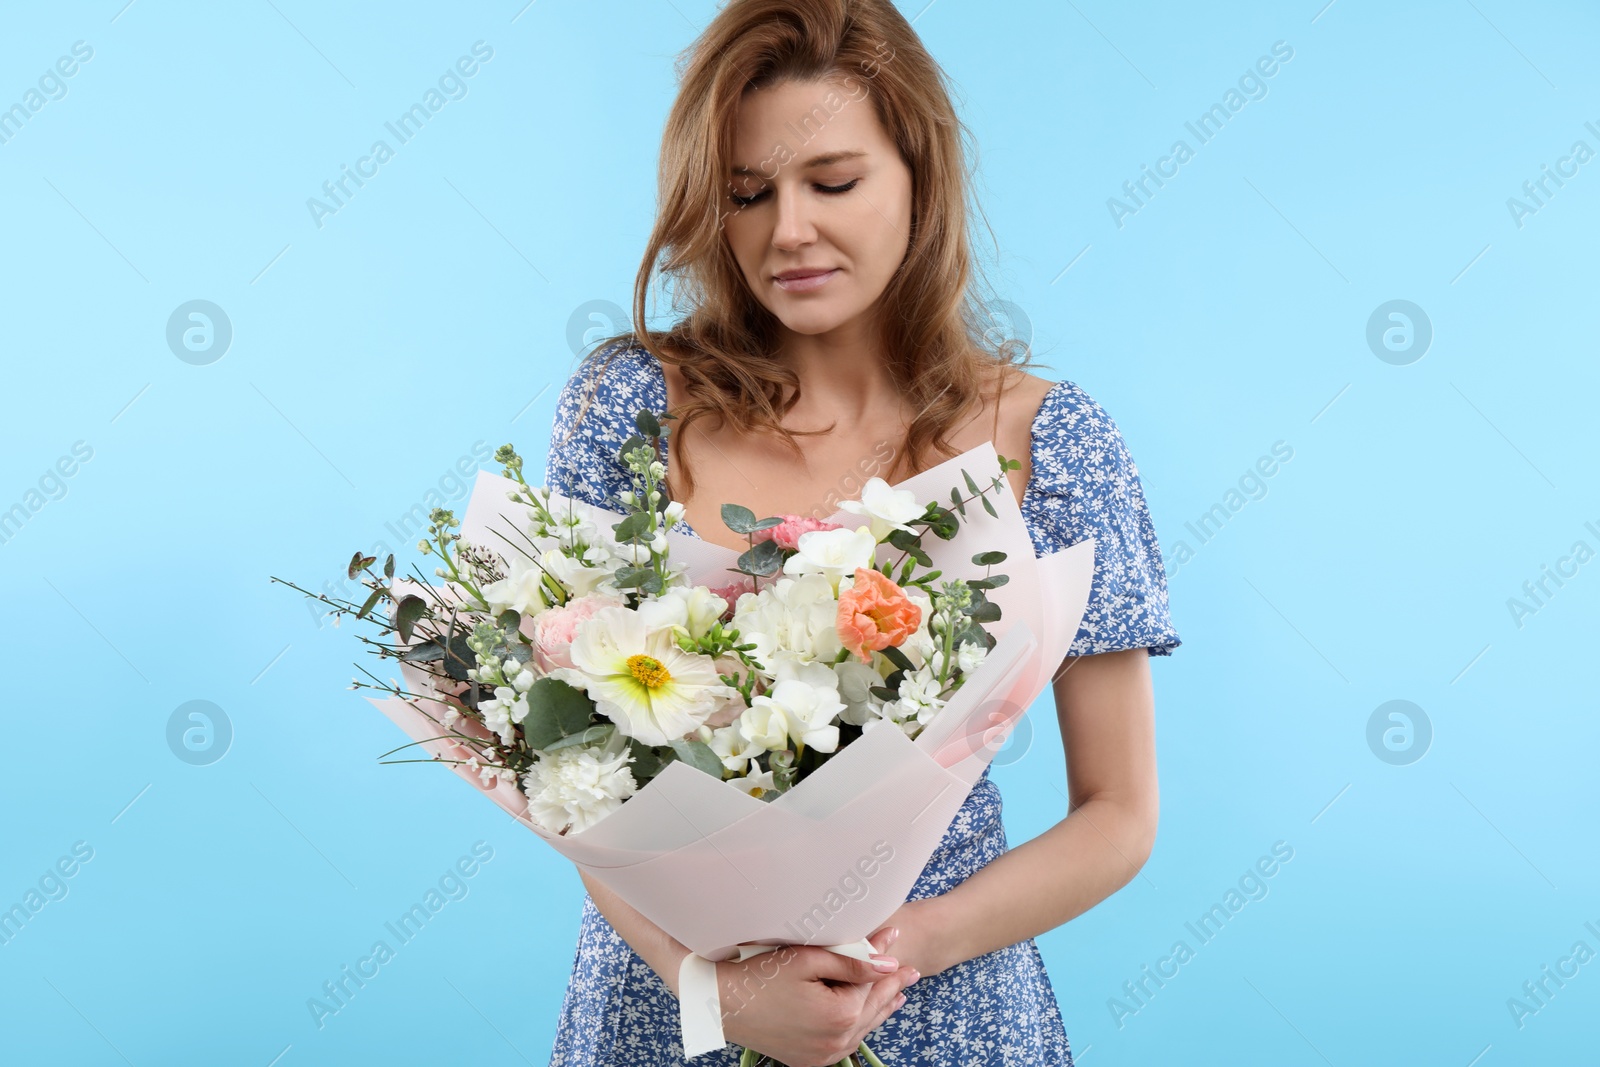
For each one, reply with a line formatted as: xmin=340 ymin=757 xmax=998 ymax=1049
xmin=553 ymin=605 xmax=725 ymax=746
xmin=838 ymin=476 xmax=924 ymax=540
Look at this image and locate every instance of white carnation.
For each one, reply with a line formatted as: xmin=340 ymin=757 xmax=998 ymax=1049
xmin=521 ymin=744 xmax=638 ymax=835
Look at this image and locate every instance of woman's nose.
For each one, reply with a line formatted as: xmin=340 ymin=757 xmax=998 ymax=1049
xmin=771 ymin=185 xmax=816 ymax=249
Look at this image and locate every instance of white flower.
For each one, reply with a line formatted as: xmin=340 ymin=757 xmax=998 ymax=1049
xmin=521 ymin=742 xmax=638 ymax=834
xmin=731 ymin=574 xmax=845 ymax=669
xmin=729 ymin=768 xmax=778 ymax=800
xmin=956 ymin=639 xmax=988 ymax=674
xmin=636 ymin=586 xmax=728 ymax=642
xmin=708 ymin=723 xmax=763 ymax=774
xmin=746 ymin=677 xmax=844 ymax=753
xmin=782 ymin=526 xmax=877 ymax=585
xmin=554 ymin=605 xmax=726 ymax=746
xmin=738 ymin=699 xmax=790 ymax=752
xmin=838 ymin=477 xmax=924 ymax=541
xmin=479 ymin=685 xmax=526 ymax=746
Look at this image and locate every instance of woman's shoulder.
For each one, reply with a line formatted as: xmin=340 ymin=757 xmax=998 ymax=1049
xmin=554 ymin=336 xmax=667 ymax=424
xmin=1022 ymin=372 xmax=1143 ymax=496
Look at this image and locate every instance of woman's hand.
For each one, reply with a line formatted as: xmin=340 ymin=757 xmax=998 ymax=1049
xmin=716 ymin=927 xmax=919 ymax=1067
xmin=866 ymin=895 xmax=953 ymax=982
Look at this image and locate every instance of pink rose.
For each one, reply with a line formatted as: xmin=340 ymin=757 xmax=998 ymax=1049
xmin=525 ymin=593 xmax=622 ymax=672
xmin=753 ymin=515 xmax=844 ymax=551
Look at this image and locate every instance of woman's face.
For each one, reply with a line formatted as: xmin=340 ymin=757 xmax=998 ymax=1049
xmin=722 ymin=74 xmax=914 ymax=341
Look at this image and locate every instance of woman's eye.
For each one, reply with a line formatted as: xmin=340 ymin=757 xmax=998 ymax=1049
xmin=728 ymin=179 xmax=860 ymax=207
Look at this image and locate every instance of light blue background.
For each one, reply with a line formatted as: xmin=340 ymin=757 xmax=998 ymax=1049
xmin=2 ymin=1 xmax=1595 ymax=1064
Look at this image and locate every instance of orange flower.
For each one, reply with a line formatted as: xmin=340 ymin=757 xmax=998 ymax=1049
xmin=836 ymin=567 xmax=922 ymax=664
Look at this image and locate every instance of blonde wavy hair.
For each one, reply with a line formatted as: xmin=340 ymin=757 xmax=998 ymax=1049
xmin=581 ymin=0 xmax=1035 ymax=498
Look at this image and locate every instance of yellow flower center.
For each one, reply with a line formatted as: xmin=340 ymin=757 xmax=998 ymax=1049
xmin=626 ymin=653 xmax=672 ymax=689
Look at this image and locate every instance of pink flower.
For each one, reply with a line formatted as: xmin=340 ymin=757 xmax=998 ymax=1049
xmin=836 ymin=567 xmax=922 ymax=664
xmin=525 ymin=593 xmax=622 ymax=672
xmin=706 ymin=576 xmax=757 ymax=617
xmin=754 ymin=515 xmax=844 ymax=551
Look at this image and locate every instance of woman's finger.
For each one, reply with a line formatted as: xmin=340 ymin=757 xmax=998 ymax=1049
xmin=801 ymin=946 xmax=903 ymax=986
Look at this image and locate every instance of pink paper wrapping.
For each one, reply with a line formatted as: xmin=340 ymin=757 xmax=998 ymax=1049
xmin=363 ymin=442 xmax=1095 ymax=1054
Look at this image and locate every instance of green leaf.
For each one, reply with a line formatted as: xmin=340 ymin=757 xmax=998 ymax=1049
xmin=613 ymin=566 xmax=655 ymax=589
xmin=950 ymin=487 xmax=967 ymax=517
xmin=635 ymin=410 xmax=662 ymax=438
xmin=721 ymin=503 xmax=759 ymax=534
xmin=383 ymin=554 xmax=396 ymax=579
xmin=980 ymin=493 xmax=998 ymax=519
xmin=749 ymin=516 xmax=784 ymax=532
xmin=522 ymin=677 xmax=595 ymax=749
xmin=612 ymin=512 xmax=650 ymax=542
xmin=666 ymin=738 xmax=723 ymax=779
xmin=356 ymin=587 xmax=384 ymax=620
xmin=970 ymin=599 xmax=1002 ymax=623
xmin=394 ymin=595 xmax=428 ymax=643
xmin=869 ymin=685 xmax=899 ymax=701
xmin=971 ymin=550 xmax=1007 ymax=567
xmin=880 ymin=645 xmax=914 ymax=673
xmin=967 ymin=574 xmax=1009 ymax=591
xmin=628 ymin=740 xmax=665 ymax=781
xmin=962 ymin=469 xmax=980 ymax=496
xmin=347 ymin=551 xmax=367 ymax=580
xmin=925 ymin=506 xmax=959 ymax=540
xmin=737 ymin=538 xmax=784 ymax=577
xmin=496 ymin=609 xmax=521 ymax=632
xmin=399 ymin=632 xmax=478 ymax=681
xmin=543 ymin=723 xmax=617 ymax=752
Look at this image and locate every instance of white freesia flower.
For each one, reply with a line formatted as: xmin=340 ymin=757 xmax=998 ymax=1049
xmin=838 ymin=477 xmax=924 ymax=540
xmin=553 ymin=605 xmax=725 ymax=746
xmin=746 ymin=677 xmax=844 ymax=754
xmin=708 ymin=723 xmax=763 ymax=774
xmin=781 ymin=526 xmax=877 ymax=585
xmin=521 ymin=741 xmax=638 ymax=835
xmin=636 ymin=586 xmax=728 ymax=641
xmin=729 ymin=768 xmax=778 ymax=800
xmin=738 ymin=699 xmax=790 ymax=752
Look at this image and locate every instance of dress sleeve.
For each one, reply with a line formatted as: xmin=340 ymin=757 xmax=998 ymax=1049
xmin=1029 ymin=381 xmax=1182 ymax=657
xmin=543 ymin=340 xmax=658 ymax=511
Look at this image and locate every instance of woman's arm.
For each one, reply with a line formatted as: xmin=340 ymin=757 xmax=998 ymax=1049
xmin=889 ymin=647 xmax=1160 ymax=977
xmin=577 ymin=869 xmax=697 ymax=996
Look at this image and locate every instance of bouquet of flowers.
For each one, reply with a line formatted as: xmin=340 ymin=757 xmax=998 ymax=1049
xmin=274 ymin=409 xmax=1095 ymax=1064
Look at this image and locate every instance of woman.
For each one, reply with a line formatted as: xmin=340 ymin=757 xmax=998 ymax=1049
xmin=544 ymin=1 xmax=1180 ymax=1063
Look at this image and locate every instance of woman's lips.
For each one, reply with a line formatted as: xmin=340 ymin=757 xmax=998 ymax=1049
xmin=773 ymin=269 xmax=839 ymax=293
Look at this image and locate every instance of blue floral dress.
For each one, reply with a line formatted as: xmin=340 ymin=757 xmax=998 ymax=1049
xmin=541 ymin=339 xmax=1181 ymax=1066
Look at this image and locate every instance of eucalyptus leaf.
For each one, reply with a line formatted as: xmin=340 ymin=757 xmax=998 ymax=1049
xmin=394 ymin=595 xmax=428 ymax=643
xmin=635 ymin=410 xmax=662 ymax=438
xmin=721 ymin=503 xmax=758 ymax=534
xmin=980 ymin=494 xmax=998 ymax=519
xmin=521 ymin=677 xmax=595 ymax=749
xmin=543 ymin=723 xmax=617 ymax=752
xmin=666 ymin=738 xmax=723 ymax=779
xmin=737 ymin=538 xmax=783 ymax=576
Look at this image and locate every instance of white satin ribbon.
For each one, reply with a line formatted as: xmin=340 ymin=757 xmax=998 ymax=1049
xmin=678 ymin=936 xmax=878 ymax=1058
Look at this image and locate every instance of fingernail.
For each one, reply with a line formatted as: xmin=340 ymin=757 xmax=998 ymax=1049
xmin=871 ymin=954 xmax=898 ymax=971
xmin=907 ymin=969 xmax=920 ymax=984
xmin=894 ymin=992 xmax=907 ymax=1008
